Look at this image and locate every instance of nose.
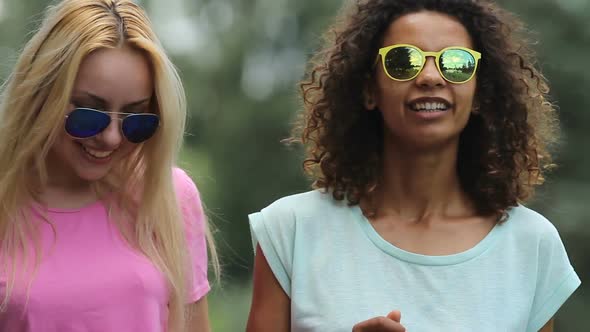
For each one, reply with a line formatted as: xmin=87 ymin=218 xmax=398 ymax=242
xmin=415 ymin=57 xmax=446 ymax=88
xmin=96 ymin=116 xmax=123 ymax=148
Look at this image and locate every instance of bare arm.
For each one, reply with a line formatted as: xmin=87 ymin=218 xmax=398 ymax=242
xmin=187 ymin=297 xmax=211 ymax=332
xmin=246 ymin=245 xmax=290 ymax=332
xmin=539 ymin=318 xmax=554 ymax=332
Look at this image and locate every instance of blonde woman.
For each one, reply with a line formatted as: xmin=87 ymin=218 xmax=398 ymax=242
xmin=0 ymin=0 xmax=218 ymax=331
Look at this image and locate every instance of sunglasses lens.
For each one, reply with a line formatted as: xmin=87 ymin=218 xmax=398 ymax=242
xmin=122 ymin=114 xmax=159 ymax=143
xmin=65 ymin=108 xmax=111 ymax=138
xmin=439 ymin=49 xmax=477 ymax=83
xmin=384 ymin=46 xmax=423 ymax=80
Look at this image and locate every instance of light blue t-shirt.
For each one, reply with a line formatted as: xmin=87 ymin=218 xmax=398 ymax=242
xmin=249 ymin=190 xmax=580 ymax=332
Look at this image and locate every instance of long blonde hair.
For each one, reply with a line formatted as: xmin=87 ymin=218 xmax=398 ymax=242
xmin=0 ymin=0 xmax=218 ymax=330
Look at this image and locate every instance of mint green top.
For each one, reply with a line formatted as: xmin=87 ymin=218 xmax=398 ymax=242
xmin=249 ymin=190 xmax=580 ymax=332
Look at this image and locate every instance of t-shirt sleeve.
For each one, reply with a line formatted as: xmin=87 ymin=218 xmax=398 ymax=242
xmin=527 ymin=222 xmax=581 ymax=332
xmin=173 ymin=168 xmax=211 ymax=303
xmin=249 ymin=199 xmax=297 ymax=298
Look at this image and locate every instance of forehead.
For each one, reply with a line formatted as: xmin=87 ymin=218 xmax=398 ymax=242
xmin=381 ymin=11 xmax=474 ymax=51
xmin=73 ymin=46 xmax=153 ymax=104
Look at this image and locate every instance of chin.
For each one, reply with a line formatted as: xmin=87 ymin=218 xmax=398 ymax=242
xmin=74 ymin=167 xmax=111 ymax=183
xmin=404 ymin=131 xmax=460 ymax=149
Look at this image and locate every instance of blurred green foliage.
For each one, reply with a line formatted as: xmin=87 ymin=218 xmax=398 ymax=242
xmin=1 ymin=0 xmax=587 ymax=330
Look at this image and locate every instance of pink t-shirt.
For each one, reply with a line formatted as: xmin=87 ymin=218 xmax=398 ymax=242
xmin=0 ymin=168 xmax=210 ymax=332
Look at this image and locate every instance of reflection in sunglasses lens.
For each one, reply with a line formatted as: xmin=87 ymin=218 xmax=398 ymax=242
xmin=439 ymin=49 xmax=476 ymax=83
xmin=385 ymin=46 xmax=422 ymax=80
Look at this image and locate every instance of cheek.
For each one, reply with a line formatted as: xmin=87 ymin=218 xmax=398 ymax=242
xmin=54 ymin=131 xmax=78 ymax=155
xmin=463 ymin=80 xmax=477 ymax=102
xmin=375 ymin=80 xmax=407 ymax=107
xmin=48 ymin=132 xmax=81 ymax=171
xmin=115 ymin=142 xmax=138 ymax=160
xmin=455 ymin=83 xmax=477 ymax=110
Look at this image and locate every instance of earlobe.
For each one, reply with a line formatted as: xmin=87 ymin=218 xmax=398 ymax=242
xmin=471 ymin=101 xmax=481 ymax=114
xmin=363 ymin=82 xmax=377 ymax=111
xmin=364 ymin=96 xmax=376 ymax=110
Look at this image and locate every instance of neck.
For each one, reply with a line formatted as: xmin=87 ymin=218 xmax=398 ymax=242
xmin=368 ymin=137 xmax=474 ymax=222
xmin=41 ymin=152 xmax=96 ymax=209
xmin=45 ymin=152 xmax=91 ymax=191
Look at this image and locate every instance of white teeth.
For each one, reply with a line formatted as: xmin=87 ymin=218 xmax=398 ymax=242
xmin=411 ymin=102 xmax=449 ymax=112
xmin=82 ymin=145 xmax=114 ymax=159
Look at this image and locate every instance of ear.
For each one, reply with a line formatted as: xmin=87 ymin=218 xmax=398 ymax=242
xmin=471 ymin=99 xmax=481 ymax=114
xmin=363 ymin=77 xmax=377 ymax=111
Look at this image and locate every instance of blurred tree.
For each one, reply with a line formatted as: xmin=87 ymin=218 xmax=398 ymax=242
xmin=146 ymin=0 xmax=344 ymax=282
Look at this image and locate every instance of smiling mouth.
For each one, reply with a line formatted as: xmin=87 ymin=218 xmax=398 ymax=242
xmin=79 ymin=143 xmax=114 ymax=159
xmin=409 ymin=101 xmax=451 ymax=112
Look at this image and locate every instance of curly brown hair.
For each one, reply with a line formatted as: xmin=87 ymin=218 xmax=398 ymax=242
xmin=292 ymin=0 xmax=559 ymax=218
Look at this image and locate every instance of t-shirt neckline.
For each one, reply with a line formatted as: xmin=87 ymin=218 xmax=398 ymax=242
xmin=32 ymin=199 xmax=104 ymax=214
xmin=351 ymin=204 xmax=508 ymax=266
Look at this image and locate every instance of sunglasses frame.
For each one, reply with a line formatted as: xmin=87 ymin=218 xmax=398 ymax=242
xmin=375 ymin=44 xmax=482 ymax=84
xmin=64 ymin=107 xmax=160 ymax=143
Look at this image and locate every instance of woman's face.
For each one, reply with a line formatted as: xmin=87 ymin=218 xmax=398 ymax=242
xmin=367 ymin=11 xmax=477 ymax=150
xmin=48 ymin=46 xmax=154 ymax=186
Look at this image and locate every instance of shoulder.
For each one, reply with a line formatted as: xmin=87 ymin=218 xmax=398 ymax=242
xmin=507 ymin=207 xmax=580 ymax=332
xmin=171 ymin=167 xmax=202 ymax=202
xmin=505 ymin=204 xmax=561 ymax=242
xmin=503 ymin=204 xmax=572 ymax=260
xmin=248 ymin=190 xmax=347 ymax=296
xmin=249 ymin=190 xmax=350 ymax=248
xmin=171 ymin=168 xmax=205 ymax=230
xmin=259 ymin=189 xmax=346 ymax=220
xmin=172 ymin=167 xmax=199 ymax=190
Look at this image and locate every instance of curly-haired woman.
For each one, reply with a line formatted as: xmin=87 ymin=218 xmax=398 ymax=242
xmin=247 ymin=0 xmax=580 ymax=331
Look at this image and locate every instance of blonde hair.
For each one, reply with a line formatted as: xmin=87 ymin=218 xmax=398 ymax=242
xmin=0 ymin=0 xmax=219 ymax=330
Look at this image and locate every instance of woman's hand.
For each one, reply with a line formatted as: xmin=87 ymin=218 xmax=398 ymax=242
xmin=352 ymin=310 xmax=406 ymax=332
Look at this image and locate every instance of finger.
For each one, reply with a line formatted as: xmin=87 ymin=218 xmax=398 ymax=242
xmin=386 ymin=310 xmax=401 ymax=323
xmin=352 ymin=316 xmax=406 ymax=332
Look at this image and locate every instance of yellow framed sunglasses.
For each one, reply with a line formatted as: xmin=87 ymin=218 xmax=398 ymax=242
xmin=375 ymin=44 xmax=482 ymax=84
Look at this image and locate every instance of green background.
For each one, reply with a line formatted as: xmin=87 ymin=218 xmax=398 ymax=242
xmin=1 ymin=0 xmax=587 ymax=330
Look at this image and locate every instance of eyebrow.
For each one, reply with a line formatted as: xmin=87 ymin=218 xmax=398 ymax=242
xmin=71 ymin=91 xmax=151 ymax=109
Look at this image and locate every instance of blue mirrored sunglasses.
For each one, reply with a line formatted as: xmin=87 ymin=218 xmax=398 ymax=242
xmin=64 ymin=107 xmax=160 ymax=143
